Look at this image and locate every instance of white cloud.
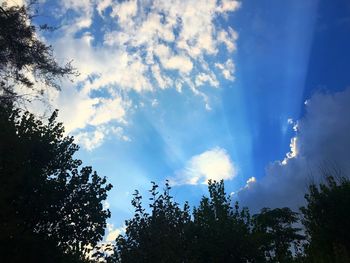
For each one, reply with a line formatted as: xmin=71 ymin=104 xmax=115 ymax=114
xmin=217 ymin=28 xmax=238 ymax=52
xmin=164 ymin=55 xmax=193 ymax=73
xmin=151 ymin=99 xmax=159 ymax=107
xmin=39 ymin=0 xmax=240 ymax=150
xmin=238 ymin=88 xmax=350 ymax=212
xmin=154 ymin=44 xmax=193 ymax=73
xmin=195 ymin=73 xmax=219 ymax=87
xmin=171 ymin=147 xmax=237 ymax=185
xmin=89 ymin=96 xmax=129 ymax=126
xmin=216 ymin=0 xmax=241 ymax=12
xmin=41 ymin=83 xmax=130 ymax=136
xmin=106 ymin=224 xmax=126 ymax=242
xmin=74 ymin=129 xmax=105 ymax=151
xmin=0 ymin=0 xmax=25 ymax=6
xmin=110 ymin=0 xmax=138 ymax=24
xmin=53 ymin=0 xmax=239 ymax=93
xmin=102 ymin=200 xmax=110 ymax=210
xmin=282 ymin=137 xmax=298 ymax=165
xmin=245 ymin=176 xmax=256 ymax=188
xmin=151 ymin=64 xmax=173 ymax=89
xmin=74 ymin=125 xmax=130 ymax=151
xmin=96 ymin=0 xmax=112 ymax=16
xmin=215 ymin=59 xmax=235 ymax=81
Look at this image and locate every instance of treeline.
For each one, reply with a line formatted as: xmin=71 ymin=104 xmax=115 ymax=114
xmin=103 ymin=176 xmax=350 ymax=263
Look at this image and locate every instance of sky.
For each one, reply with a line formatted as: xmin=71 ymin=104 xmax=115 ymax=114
xmin=11 ymin=0 xmax=350 ymax=241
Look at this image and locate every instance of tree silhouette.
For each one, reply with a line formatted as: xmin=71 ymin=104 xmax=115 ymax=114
xmin=252 ymin=207 xmax=304 ymax=263
xmin=0 ymin=102 xmax=112 ymax=262
xmin=192 ymin=180 xmax=263 ymax=263
xmin=114 ymin=181 xmax=191 ymax=263
xmin=301 ymin=174 xmax=350 ymax=263
xmin=0 ymin=2 xmax=76 ymax=102
xmin=106 ymin=175 xmax=350 ymax=263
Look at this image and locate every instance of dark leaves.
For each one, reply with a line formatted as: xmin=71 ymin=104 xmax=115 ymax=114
xmin=0 ymin=102 xmax=112 ymax=262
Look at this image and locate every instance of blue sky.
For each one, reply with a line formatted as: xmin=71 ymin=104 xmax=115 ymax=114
xmin=22 ymin=0 xmax=350 ymax=240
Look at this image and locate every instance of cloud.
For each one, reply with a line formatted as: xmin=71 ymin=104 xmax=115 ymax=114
xmin=74 ymin=125 xmax=130 ymax=151
xmin=88 ymin=96 xmax=129 ymax=126
xmin=106 ymin=224 xmax=126 ymax=242
xmin=74 ymin=129 xmax=105 ymax=151
xmin=151 ymin=64 xmax=172 ymax=89
xmin=216 ymin=0 xmax=241 ymax=12
xmin=36 ymin=0 xmax=240 ymax=150
xmin=110 ymin=0 xmax=137 ymax=24
xmin=33 ymin=83 xmax=131 ymax=151
xmin=0 ymin=0 xmax=25 ymax=7
xmin=215 ymin=59 xmax=235 ymax=81
xmin=53 ymin=0 xmax=240 ymax=92
xmin=195 ymin=73 xmax=219 ymax=88
xmin=96 ymin=0 xmax=112 ymax=16
xmin=151 ymin=99 xmax=159 ymax=107
xmin=217 ymin=28 xmax=238 ymax=52
xmin=237 ymin=88 xmax=350 ymax=212
xmin=171 ymin=147 xmax=237 ymax=185
xmin=245 ymin=176 xmax=256 ymax=188
xmin=154 ymin=44 xmax=193 ymax=73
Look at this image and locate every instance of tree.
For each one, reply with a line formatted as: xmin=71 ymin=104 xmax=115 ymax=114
xmin=0 ymin=1 xmax=76 ymax=102
xmin=114 ymin=181 xmax=191 ymax=263
xmin=300 ymin=174 xmax=350 ymax=263
xmin=0 ymin=102 xmax=112 ymax=262
xmin=114 ymin=180 xmax=265 ymax=263
xmin=252 ymin=208 xmax=304 ymax=263
xmin=192 ymin=180 xmax=263 ymax=263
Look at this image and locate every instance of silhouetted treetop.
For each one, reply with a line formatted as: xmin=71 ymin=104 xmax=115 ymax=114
xmin=114 ymin=181 xmax=191 ymax=263
xmin=0 ymin=2 xmax=76 ymax=101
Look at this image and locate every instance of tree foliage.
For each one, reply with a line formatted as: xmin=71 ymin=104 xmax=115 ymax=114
xmin=112 ymin=180 xmax=305 ymax=263
xmin=0 ymin=1 xmax=76 ymax=102
xmin=0 ymin=102 xmax=112 ymax=262
xmin=114 ymin=181 xmax=191 ymax=262
xmin=301 ymin=175 xmax=350 ymax=263
xmin=192 ymin=180 xmax=263 ymax=263
xmin=252 ymin=207 xmax=304 ymax=263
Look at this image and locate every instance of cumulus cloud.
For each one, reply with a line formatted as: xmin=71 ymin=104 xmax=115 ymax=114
xmin=237 ymin=88 xmax=350 ymax=212
xmin=171 ymin=147 xmax=237 ymax=185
